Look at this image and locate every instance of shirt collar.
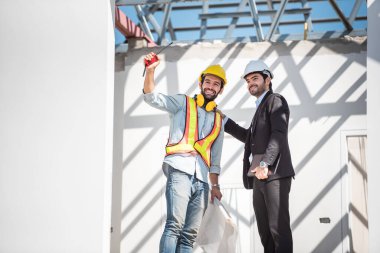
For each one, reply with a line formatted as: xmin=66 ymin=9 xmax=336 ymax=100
xmin=255 ymin=90 xmax=269 ymax=108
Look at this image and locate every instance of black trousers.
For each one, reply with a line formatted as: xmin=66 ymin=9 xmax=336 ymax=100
xmin=253 ymin=177 xmax=293 ymax=253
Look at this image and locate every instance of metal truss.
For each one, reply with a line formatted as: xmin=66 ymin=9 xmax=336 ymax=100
xmin=115 ymin=0 xmax=367 ymax=45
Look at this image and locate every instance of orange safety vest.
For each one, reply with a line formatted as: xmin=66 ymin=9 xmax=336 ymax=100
xmin=165 ymin=96 xmax=222 ymax=168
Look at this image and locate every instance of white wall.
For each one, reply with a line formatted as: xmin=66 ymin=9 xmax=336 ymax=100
xmin=367 ymin=0 xmax=380 ymax=252
xmin=0 ymin=1 xmax=114 ymax=252
xmin=114 ymin=38 xmax=366 ymax=252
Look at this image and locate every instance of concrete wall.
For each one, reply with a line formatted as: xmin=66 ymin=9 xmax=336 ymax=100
xmin=0 ymin=1 xmax=114 ymax=252
xmin=113 ymin=38 xmax=367 ymax=252
xmin=367 ymin=0 xmax=380 ymax=252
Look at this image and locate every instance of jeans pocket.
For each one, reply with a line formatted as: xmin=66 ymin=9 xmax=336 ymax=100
xmin=162 ymin=162 xmax=171 ymax=177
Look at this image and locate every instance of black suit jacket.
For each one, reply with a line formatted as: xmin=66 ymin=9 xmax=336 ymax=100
xmin=225 ymin=91 xmax=295 ymax=189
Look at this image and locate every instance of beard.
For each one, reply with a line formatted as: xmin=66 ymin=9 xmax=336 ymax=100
xmin=249 ymin=82 xmax=266 ymax=97
xmin=201 ymin=88 xmax=218 ymax=102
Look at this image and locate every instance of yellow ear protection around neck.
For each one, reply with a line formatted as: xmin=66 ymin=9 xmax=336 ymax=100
xmin=194 ymin=94 xmax=217 ymax=112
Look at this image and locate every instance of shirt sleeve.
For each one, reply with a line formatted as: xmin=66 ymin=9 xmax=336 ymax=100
xmin=143 ymin=92 xmax=184 ymax=114
xmin=222 ymin=116 xmax=229 ymax=126
xmin=209 ymin=121 xmax=224 ymax=174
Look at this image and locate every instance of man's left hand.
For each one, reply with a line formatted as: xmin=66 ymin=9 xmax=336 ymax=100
xmin=252 ymin=166 xmax=270 ymax=180
xmin=210 ymin=186 xmax=222 ymax=203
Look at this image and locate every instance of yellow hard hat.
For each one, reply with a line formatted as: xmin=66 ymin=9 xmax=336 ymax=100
xmin=198 ymin=65 xmax=227 ymax=86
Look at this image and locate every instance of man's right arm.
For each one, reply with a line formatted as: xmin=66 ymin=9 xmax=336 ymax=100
xmin=142 ymin=52 xmax=183 ymax=114
xmin=224 ymin=117 xmax=249 ymax=143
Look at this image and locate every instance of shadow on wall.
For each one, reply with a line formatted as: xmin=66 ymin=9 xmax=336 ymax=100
xmin=114 ymin=38 xmax=367 ymax=252
xmin=368 ymin=1 xmax=380 ymax=63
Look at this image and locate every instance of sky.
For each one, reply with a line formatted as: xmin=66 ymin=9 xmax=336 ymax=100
xmin=115 ymin=0 xmax=367 ymax=45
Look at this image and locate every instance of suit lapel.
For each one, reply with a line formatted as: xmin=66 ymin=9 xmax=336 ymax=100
xmin=251 ymin=91 xmax=272 ymax=135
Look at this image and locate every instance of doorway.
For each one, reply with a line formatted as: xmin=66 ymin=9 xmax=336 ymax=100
xmin=343 ymin=133 xmax=368 ymax=253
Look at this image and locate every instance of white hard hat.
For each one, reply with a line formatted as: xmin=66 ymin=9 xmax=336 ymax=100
xmin=242 ymin=60 xmax=274 ymax=79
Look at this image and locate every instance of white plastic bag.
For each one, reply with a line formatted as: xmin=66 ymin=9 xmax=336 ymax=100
xmin=196 ymin=199 xmax=239 ymax=253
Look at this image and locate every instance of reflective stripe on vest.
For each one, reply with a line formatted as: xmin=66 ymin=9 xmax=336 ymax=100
xmin=165 ymin=96 xmax=222 ymax=168
xmin=165 ymin=96 xmax=198 ymax=154
xmin=194 ymin=112 xmax=221 ymax=167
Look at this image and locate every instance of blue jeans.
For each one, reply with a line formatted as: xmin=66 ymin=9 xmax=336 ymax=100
xmin=159 ymin=165 xmax=209 ymax=253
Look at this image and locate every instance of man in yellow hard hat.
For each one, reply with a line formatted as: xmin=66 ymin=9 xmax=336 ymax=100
xmin=143 ymin=52 xmax=226 ymax=253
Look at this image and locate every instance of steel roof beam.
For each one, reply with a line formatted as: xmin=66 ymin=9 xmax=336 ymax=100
xmin=248 ymin=0 xmax=264 ymax=42
xmin=155 ymin=16 xmax=366 ymax=32
xmin=266 ymin=0 xmax=289 ymax=41
xmin=349 ymin=0 xmax=364 ymax=25
xmin=118 ymin=0 xmax=366 ymax=44
xmin=141 ymin=5 xmax=163 ymax=38
xmin=116 ymin=0 xmax=322 ymax=6
xmin=328 ymin=0 xmax=353 ymax=31
xmin=181 ymin=0 xmax=321 ymax=9
xmin=117 ymin=0 xmax=214 ymax=5
xmin=115 ymin=6 xmax=156 ymax=47
xmin=199 ymin=8 xmax=312 ymax=19
xmin=224 ymin=0 xmax=248 ymax=39
xmin=200 ymin=1 xmax=209 ymax=39
xmin=301 ymin=0 xmax=313 ymax=33
xmin=134 ymin=5 xmax=154 ymax=40
xmin=158 ymin=3 xmax=172 ymax=45
xmin=267 ymin=0 xmax=280 ymax=34
xmin=168 ymin=20 xmax=177 ymax=41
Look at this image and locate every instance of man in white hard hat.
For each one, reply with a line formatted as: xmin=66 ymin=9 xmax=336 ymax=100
xmin=143 ymin=52 xmax=225 ymax=252
xmin=223 ymin=60 xmax=295 ymax=253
